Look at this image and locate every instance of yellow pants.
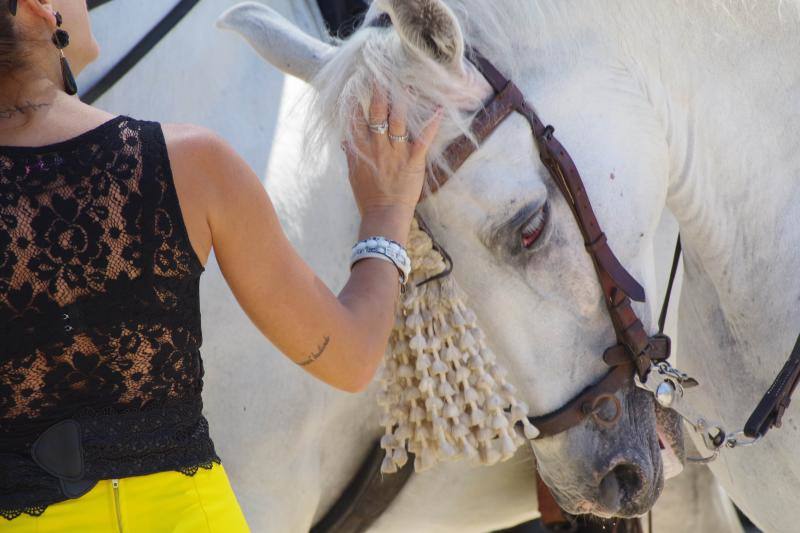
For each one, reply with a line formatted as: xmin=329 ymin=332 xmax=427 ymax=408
xmin=3 ymin=464 xmax=250 ymax=533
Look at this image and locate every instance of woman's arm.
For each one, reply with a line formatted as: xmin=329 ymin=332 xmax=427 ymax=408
xmin=165 ymin=93 xmax=441 ymax=393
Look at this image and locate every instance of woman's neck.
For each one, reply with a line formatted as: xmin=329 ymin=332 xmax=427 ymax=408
xmin=0 ymin=84 xmax=60 ymax=136
xmin=0 ymin=45 xmax=66 ymax=123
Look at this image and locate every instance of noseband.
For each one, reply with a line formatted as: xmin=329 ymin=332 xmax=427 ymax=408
xmin=368 ymin=14 xmax=671 ymax=437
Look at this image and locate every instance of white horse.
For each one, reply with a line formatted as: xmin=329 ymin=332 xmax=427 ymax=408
xmin=217 ymin=0 xmax=800 ymax=531
xmin=218 ymin=0 xmax=689 ymax=524
xmin=78 ymin=1 xmax=748 ymax=531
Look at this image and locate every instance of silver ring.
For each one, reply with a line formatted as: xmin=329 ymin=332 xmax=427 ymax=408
xmin=368 ymin=120 xmax=389 ymax=135
xmin=389 ymin=132 xmax=410 ymax=143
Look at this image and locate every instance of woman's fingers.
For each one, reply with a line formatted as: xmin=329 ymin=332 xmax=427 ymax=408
xmin=367 ymin=85 xmax=390 ymax=133
xmin=347 ymin=85 xmax=445 ymax=214
xmin=388 ymin=97 xmax=408 ymax=147
xmin=411 ymin=107 xmax=444 ymax=163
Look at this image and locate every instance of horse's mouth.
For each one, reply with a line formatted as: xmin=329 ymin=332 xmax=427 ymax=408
xmin=535 ymin=388 xmax=685 ymax=519
xmin=658 ymin=432 xmax=683 ymax=479
xmin=656 ymin=404 xmax=685 ymax=479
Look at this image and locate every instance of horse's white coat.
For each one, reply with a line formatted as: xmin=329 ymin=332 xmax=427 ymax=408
xmin=217 ymin=0 xmax=800 ymax=529
xmin=78 ymin=0 xmax=777 ymax=530
xmin=222 ymin=0 xmax=680 ymax=520
xmin=663 ymin=5 xmax=800 ymax=532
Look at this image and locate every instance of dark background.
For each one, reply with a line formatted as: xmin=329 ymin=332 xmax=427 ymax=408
xmin=317 ymin=0 xmax=369 ymax=37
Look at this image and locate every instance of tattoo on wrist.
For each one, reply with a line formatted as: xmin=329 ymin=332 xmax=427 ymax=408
xmin=297 ymin=336 xmax=330 ymax=367
xmin=0 ymin=101 xmax=52 ymax=120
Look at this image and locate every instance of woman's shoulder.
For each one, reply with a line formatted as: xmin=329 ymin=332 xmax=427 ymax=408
xmin=158 ymin=123 xmax=232 ymax=266
xmin=160 ymin=123 xmax=249 ymax=227
xmin=161 ymin=123 xmax=231 ymax=159
xmin=161 ymin=123 xmax=241 ymax=178
xmin=161 ymin=123 xmax=257 ymax=195
xmin=160 ymin=122 xmax=268 ymax=251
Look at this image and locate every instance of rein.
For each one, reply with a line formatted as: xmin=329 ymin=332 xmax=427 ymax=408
xmin=656 ymin=238 xmax=800 ymax=444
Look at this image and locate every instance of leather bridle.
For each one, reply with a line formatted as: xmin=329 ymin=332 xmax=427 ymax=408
xmin=430 ymin=48 xmax=672 ymax=437
xmin=405 ymin=39 xmax=672 ymax=437
xmin=425 ymin=43 xmax=800 ymax=442
xmin=372 ymin=12 xmax=800 ymax=443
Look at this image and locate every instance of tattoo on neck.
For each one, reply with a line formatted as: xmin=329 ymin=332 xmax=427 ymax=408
xmin=297 ymin=336 xmax=331 ymax=367
xmin=0 ymin=101 xmax=52 ymax=120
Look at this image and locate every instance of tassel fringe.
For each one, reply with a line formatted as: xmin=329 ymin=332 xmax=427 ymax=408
xmin=378 ymin=218 xmax=539 ymax=474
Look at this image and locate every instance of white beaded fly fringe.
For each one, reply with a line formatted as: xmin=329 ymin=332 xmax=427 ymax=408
xmin=378 ymin=218 xmax=539 ymax=474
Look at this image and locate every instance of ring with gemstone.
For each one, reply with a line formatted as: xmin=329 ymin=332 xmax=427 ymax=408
xmin=389 ymin=132 xmax=410 ymax=143
xmin=368 ymin=120 xmax=389 ymax=135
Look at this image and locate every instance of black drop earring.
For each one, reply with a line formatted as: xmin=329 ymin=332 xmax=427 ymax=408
xmin=51 ymin=11 xmax=78 ymax=96
xmin=8 ymin=0 xmax=17 ymax=16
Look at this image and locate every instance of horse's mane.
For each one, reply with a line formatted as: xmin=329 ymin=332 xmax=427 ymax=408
xmin=303 ymin=0 xmax=538 ymax=186
xmin=303 ymin=0 xmax=798 ymax=185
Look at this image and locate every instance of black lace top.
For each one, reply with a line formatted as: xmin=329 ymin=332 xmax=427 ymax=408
xmin=0 ymin=116 xmax=219 ymax=520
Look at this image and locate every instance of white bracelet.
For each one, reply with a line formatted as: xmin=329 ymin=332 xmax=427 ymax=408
xmin=350 ymin=237 xmax=412 ymax=285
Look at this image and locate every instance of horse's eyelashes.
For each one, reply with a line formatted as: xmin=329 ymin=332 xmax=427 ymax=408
xmin=521 ymin=203 xmax=549 ymax=250
xmin=483 ymin=200 xmax=550 ymax=259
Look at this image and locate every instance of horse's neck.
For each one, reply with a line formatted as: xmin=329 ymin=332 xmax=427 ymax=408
xmin=662 ymin=3 xmax=800 ymax=344
xmin=264 ymin=76 xmax=388 ymax=515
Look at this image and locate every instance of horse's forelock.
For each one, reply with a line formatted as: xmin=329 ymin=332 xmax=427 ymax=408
xmin=300 ymin=0 xmax=591 ymax=171
xmin=303 ymin=34 xmax=476 ymax=186
xmin=301 ymin=0 xmax=537 ymax=185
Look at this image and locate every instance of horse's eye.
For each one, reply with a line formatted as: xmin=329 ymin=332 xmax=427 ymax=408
xmin=521 ymin=203 xmax=549 ymax=249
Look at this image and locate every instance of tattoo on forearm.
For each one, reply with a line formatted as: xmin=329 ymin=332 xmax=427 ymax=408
xmin=297 ymin=336 xmax=330 ymax=367
xmin=0 ymin=101 xmax=51 ymax=120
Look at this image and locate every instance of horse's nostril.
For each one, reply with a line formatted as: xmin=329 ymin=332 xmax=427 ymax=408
xmin=612 ymin=464 xmax=644 ymax=499
xmin=599 ymin=463 xmax=645 ymax=510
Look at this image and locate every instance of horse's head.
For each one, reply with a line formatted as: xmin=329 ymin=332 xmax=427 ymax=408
xmin=218 ymin=0 xmax=683 ymax=518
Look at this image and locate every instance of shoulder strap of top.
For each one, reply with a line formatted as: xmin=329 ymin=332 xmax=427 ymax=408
xmin=138 ymin=119 xmax=163 ymax=288
xmin=135 ymin=118 xmax=205 ymax=276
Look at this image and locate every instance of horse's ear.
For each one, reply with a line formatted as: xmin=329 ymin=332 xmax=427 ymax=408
xmin=216 ymin=2 xmax=335 ymax=84
xmin=376 ymin=0 xmax=466 ymax=75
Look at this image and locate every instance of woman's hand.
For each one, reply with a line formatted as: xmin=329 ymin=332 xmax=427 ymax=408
xmin=178 ymin=88 xmax=443 ymax=393
xmin=344 ymin=87 xmax=442 ymax=218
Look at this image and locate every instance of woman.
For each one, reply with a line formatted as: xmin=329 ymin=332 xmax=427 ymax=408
xmin=0 ymin=0 xmax=441 ymax=530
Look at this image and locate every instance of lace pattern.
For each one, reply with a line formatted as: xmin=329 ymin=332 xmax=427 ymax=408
xmin=0 ymin=117 xmax=216 ymax=520
xmin=0 ymin=453 xmax=61 ymax=520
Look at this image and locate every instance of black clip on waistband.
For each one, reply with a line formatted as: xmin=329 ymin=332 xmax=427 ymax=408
xmin=31 ymin=419 xmax=98 ymax=499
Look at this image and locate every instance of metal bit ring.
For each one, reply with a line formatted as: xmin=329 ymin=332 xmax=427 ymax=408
xmin=583 ymin=393 xmax=622 ymax=429
xmin=686 ymin=449 xmax=720 ymax=464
